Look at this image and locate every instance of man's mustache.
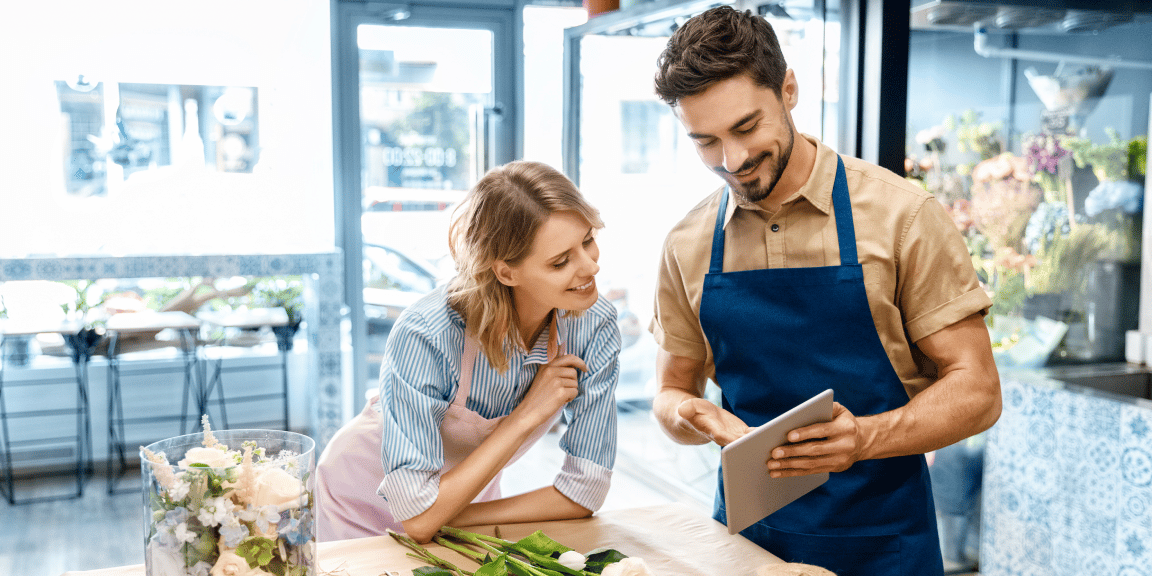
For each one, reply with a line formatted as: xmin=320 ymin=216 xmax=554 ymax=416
xmin=715 ymin=151 xmax=770 ymax=176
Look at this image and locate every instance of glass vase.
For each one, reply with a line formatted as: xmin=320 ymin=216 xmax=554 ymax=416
xmin=141 ymin=429 xmax=316 ymax=576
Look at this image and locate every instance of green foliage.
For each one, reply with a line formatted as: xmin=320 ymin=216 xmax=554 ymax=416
xmin=1064 ymin=127 xmax=1132 ymax=180
xmin=1029 ymin=225 xmax=1111 ymax=294
xmin=1130 ymin=135 xmax=1147 ymax=179
xmin=59 ymin=280 xmax=106 ymax=327
xmin=237 ymin=536 xmax=277 ymax=569
xmin=945 ymin=109 xmax=1003 ymax=161
xmin=583 ymin=549 xmax=629 ymax=574
xmin=251 ymin=277 xmax=304 ymax=326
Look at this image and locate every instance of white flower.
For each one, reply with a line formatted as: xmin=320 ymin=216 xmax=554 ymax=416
xmin=601 ymin=557 xmax=656 ymax=576
xmin=211 ymin=549 xmax=276 ymax=576
xmin=146 ymin=539 xmax=188 ymax=576
xmin=172 ymin=522 xmax=198 ymax=544
xmin=250 ymin=467 xmax=306 ymax=511
xmin=558 ymin=551 xmax=587 ymax=571
xmin=254 ymin=504 xmax=281 ymax=534
xmin=168 ymin=478 xmax=191 ymax=501
xmin=916 ymin=125 xmax=946 ymax=145
xmin=179 ymin=446 xmax=236 ymax=469
xmin=198 ymin=496 xmax=234 ymax=527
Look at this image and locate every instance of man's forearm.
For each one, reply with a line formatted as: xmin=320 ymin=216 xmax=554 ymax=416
xmin=859 ymin=364 xmax=1001 ymax=461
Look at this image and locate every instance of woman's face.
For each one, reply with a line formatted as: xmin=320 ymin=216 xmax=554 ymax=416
xmin=498 ymin=210 xmax=601 ymax=319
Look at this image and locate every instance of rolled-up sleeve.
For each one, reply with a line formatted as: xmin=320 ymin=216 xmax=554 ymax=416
xmin=555 ymin=307 xmax=620 ymax=511
xmin=376 ymin=310 xmax=455 ymax=521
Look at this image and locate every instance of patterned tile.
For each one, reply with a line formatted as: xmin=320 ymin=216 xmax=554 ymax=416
xmin=982 ymin=375 xmax=1152 ymax=576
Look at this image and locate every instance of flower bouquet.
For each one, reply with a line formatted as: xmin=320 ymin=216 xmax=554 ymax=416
xmin=141 ymin=419 xmax=316 ymax=576
xmin=389 ymin=525 xmax=651 ymax=576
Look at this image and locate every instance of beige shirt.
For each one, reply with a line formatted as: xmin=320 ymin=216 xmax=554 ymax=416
xmin=649 ymin=135 xmax=992 ymax=399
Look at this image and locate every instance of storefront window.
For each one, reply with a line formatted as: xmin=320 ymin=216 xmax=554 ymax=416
xmin=0 ymin=0 xmax=334 ymax=257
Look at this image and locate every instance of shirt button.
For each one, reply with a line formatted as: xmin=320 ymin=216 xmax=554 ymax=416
xmin=771 ymin=223 xmax=780 ymax=232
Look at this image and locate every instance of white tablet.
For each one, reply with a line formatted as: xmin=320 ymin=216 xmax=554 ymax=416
xmin=721 ymin=389 xmax=835 ymax=535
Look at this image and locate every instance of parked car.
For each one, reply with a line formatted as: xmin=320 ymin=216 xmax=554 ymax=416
xmin=361 ymin=186 xmax=465 ymax=265
xmin=363 ymin=242 xmax=447 ymax=329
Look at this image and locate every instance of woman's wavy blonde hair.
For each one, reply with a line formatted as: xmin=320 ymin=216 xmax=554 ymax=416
xmin=446 ymin=160 xmax=603 ymax=373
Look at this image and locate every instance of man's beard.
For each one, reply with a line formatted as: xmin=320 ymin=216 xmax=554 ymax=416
xmin=731 ymin=117 xmax=795 ymax=205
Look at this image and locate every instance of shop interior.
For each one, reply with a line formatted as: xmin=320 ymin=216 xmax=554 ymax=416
xmin=1 ymin=1 xmax=1149 ymax=575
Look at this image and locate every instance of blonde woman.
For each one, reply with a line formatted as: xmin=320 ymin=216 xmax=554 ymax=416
xmin=316 ymin=161 xmax=620 ymax=543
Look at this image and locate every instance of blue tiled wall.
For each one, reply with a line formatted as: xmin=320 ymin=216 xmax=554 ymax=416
xmin=0 ymin=252 xmax=346 ymax=449
xmin=981 ymin=374 xmax=1152 ymax=575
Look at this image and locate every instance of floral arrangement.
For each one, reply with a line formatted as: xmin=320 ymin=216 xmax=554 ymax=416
xmin=141 ymin=418 xmax=315 ymax=576
xmin=390 ymin=526 xmax=649 ymax=576
xmin=968 ymin=153 xmax=1041 ymax=252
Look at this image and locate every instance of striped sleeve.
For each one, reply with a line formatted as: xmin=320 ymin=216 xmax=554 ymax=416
xmin=554 ymin=299 xmax=620 ymax=511
xmin=375 ymin=305 xmax=457 ymax=521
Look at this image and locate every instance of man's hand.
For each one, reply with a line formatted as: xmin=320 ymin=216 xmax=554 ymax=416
xmin=765 ymin=402 xmax=868 ymax=478
xmin=676 ymin=397 xmax=753 ymax=447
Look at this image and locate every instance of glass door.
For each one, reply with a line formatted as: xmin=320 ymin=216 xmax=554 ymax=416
xmin=335 ymin=5 xmax=515 ymax=404
xmin=562 ymin=0 xmax=843 ymax=506
xmin=358 ymin=23 xmax=497 ymax=394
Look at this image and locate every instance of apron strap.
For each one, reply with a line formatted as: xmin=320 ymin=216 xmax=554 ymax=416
xmin=830 ymin=156 xmax=858 ymax=266
xmin=453 ymin=316 xmax=564 ymax=408
xmin=709 ymin=156 xmax=858 ymax=273
xmin=454 ymin=333 xmax=480 ymax=408
xmin=708 ymin=190 xmax=730 ymax=275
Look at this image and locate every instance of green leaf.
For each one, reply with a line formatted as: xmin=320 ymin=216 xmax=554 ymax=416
xmin=584 ymin=549 xmax=628 ymax=574
xmin=475 ymin=553 xmax=510 ymax=576
xmin=506 ymin=550 xmax=576 ymax=576
xmin=511 ymin=531 xmax=572 ymax=557
xmin=236 ymin=536 xmax=277 ymax=568
xmin=413 ymin=567 xmax=457 ymax=576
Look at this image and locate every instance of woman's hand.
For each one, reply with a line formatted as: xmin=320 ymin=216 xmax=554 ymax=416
xmin=512 ymin=354 xmax=588 ymax=427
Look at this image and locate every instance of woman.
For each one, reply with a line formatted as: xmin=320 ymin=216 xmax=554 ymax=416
xmin=316 ymin=161 xmax=621 ymax=543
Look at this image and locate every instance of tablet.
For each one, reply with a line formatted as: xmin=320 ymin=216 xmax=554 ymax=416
xmin=721 ymin=389 xmax=835 ymax=535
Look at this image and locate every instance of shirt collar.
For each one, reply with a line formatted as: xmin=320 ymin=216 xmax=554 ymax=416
xmin=524 ymin=311 xmax=566 ymax=365
xmin=722 ymin=134 xmax=837 ymax=229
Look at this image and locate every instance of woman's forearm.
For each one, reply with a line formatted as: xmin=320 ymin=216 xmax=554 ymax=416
xmin=400 ymin=413 xmax=541 ymax=542
xmin=451 ymin=485 xmax=592 ymax=528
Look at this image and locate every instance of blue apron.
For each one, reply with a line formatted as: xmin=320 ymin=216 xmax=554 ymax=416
xmin=699 ymin=156 xmax=942 ymax=576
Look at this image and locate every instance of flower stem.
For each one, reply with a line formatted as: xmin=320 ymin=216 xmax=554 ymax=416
xmin=388 ymin=530 xmax=473 ymax=576
xmin=433 ymin=536 xmax=486 ymax=563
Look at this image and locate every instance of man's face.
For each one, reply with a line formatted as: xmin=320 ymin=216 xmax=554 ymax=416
xmin=674 ymin=73 xmax=797 ymax=205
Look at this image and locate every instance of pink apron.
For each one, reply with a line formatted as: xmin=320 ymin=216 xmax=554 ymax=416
xmin=316 ymin=324 xmax=565 ymax=541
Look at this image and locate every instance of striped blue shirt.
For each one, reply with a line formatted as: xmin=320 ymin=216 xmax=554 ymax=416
xmin=376 ymin=285 xmax=621 ymax=521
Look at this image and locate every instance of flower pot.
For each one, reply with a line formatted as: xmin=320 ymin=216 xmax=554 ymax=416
xmin=272 ymin=323 xmax=300 ymax=352
xmin=584 ymin=0 xmax=619 ymax=17
xmin=141 ymin=429 xmax=316 ymax=576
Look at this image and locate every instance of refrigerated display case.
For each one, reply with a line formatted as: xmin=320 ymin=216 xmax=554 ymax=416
xmin=905 ymin=0 xmax=1150 ymax=367
xmin=905 ymin=2 xmax=1151 ymax=573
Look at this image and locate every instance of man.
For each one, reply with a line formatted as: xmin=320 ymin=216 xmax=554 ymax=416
xmin=648 ymin=6 xmax=1001 ymax=575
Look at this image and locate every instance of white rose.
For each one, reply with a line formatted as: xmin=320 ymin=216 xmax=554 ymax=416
xmin=250 ymin=467 xmax=306 ymax=511
xmin=179 ymin=446 xmax=236 ymax=469
xmin=558 ymin=551 xmax=587 ymax=571
xmin=210 ymin=549 xmax=275 ymax=576
xmin=146 ymin=539 xmax=188 ymax=576
xmin=601 ymin=558 xmax=656 ymax=576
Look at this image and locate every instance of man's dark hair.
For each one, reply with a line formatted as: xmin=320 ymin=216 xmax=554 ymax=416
xmin=653 ymin=5 xmax=787 ymax=106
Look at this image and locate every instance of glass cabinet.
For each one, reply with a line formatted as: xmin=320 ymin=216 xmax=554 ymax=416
xmin=906 ymin=0 xmax=1150 ymax=368
xmin=905 ymin=2 xmax=1151 ymax=572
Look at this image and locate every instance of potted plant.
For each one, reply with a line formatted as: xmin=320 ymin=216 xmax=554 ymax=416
xmin=252 ymin=277 xmax=304 ymax=352
xmin=59 ymin=280 xmax=106 ymax=363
